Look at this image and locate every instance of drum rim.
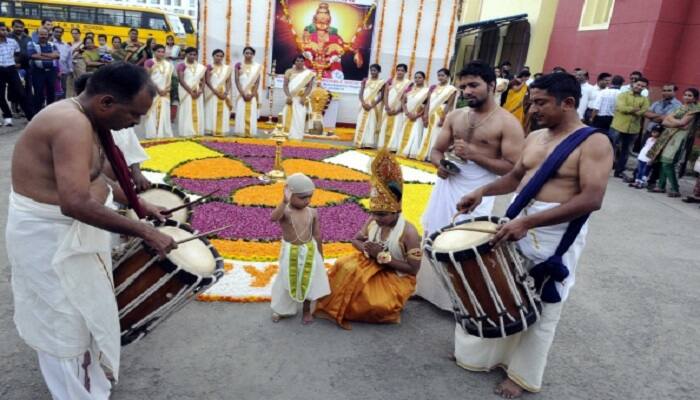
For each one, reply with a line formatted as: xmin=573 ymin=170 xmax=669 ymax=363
xmin=457 ymin=300 xmax=542 ymax=338
xmin=148 ymin=219 xmax=225 ymax=284
xmin=426 ymin=215 xmax=500 ymax=263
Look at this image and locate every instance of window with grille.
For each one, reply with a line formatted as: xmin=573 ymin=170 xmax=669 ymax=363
xmin=579 ymin=0 xmax=615 ymax=30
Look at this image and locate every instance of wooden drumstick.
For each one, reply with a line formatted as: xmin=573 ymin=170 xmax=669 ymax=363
xmin=174 ymin=223 xmax=235 ymax=245
xmin=444 ymin=225 xmax=498 ymax=235
xmin=160 ymin=189 xmax=219 ymax=215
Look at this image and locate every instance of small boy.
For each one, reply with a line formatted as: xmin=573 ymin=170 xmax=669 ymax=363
xmin=270 ymin=173 xmax=330 ymax=324
xmin=630 ymin=125 xmax=662 ymax=188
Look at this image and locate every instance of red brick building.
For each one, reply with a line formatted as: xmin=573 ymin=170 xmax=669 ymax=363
xmin=543 ymin=0 xmax=700 ymax=95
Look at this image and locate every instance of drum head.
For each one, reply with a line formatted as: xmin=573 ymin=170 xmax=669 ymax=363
xmin=126 ymin=188 xmax=189 ymax=223
xmin=159 ymin=226 xmax=217 ymax=276
xmin=431 ymin=220 xmax=497 ymax=252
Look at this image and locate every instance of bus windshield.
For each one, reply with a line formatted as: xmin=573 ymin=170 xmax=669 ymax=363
xmin=165 ymin=13 xmax=185 ymax=36
xmin=180 ymin=16 xmax=195 ymax=34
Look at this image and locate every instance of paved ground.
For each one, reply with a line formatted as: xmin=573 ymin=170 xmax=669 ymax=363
xmin=1 ymin=123 xmax=699 ymax=400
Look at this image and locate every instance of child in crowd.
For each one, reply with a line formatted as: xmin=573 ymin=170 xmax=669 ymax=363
xmin=630 ymin=125 xmax=662 ymax=188
xmin=270 ymin=173 xmax=330 ymax=324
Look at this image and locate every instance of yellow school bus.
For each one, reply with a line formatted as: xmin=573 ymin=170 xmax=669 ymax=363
xmin=0 ymin=0 xmax=196 ymax=47
xmin=177 ymin=13 xmax=196 ymax=48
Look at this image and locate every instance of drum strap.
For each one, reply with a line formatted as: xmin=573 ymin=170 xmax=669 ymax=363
xmin=505 ymin=126 xmax=602 ymax=303
xmin=98 ymin=127 xmax=146 ymax=219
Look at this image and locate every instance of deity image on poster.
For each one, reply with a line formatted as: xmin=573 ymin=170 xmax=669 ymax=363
xmin=273 ymin=0 xmax=376 ymax=84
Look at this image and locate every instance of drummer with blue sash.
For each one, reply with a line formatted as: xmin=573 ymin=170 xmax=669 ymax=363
xmin=455 ymin=73 xmax=613 ymax=398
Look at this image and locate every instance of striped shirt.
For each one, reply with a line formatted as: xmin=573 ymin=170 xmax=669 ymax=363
xmin=0 ymin=37 xmax=19 ymax=67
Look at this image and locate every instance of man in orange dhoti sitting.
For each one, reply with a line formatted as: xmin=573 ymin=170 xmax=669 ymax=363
xmin=314 ymin=149 xmax=422 ymax=329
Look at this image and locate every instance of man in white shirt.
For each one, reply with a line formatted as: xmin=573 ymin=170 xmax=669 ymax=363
xmin=575 ymin=69 xmax=594 ymax=120
xmin=584 ymin=72 xmax=611 ymax=123
xmin=620 ymin=70 xmax=649 ymax=97
xmin=589 ymin=74 xmax=623 ymax=132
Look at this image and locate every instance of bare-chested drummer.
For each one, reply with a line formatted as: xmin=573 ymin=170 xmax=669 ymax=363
xmin=7 ymin=63 xmax=177 ymax=399
xmin=416 ymin=60 xmax=524 ymax=311
xmin=455 ymin=73 xmax=613 ymax=398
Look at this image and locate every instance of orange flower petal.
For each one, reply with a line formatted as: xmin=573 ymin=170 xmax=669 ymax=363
xmin=282 ymin=159 xmax=369 ymax=181
xmin=232 ymin=182 xmax=348 ymax=207
xmin=171 ymin=157 xmax=257 ymax=179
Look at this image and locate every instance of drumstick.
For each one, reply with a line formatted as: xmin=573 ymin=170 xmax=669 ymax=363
xmin=174 ymin=223 xmax=235 ymax=245
xmin=160 ymin=189 xmax=219 ymax=215
xmin=443 ymin=225 xmax=499 ymax=235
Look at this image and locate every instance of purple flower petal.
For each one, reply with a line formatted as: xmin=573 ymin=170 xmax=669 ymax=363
xmin=313 ymin=179 xmax=370 ymax=197
xmin=203 ymin=141 xmax=275 ymax=158
xmin=171 ymin=177 xmax=261 ymax=198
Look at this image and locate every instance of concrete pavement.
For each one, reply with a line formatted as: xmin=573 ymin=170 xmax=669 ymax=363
xmin=1 ymin=125 xmax=699 ymax=400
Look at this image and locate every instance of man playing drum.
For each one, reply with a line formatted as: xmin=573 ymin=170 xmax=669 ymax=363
xmin=456 ymin=73 xmax=613 ymax=398
xmin=7 ymin=63 xmax=177 ymax=399
xmin=416 ymin=60 xmax=524 ymax=311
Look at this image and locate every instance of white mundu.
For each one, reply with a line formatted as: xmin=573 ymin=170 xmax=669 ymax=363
xmin=7 ymin=190 xmax=120 ymax=399
xmin=416 ymin=158 xmax=499 ymax=311
xmin=270 ymin=239 xmax=331 ymax=316
xmin=455 ymin=200 xmax=588 ymax=393
xmin=234 ymin=61 xmax=262 ymax=137
xmin=379 ymin=77 xmax=411 ymax=149
xmin=417 ymin=84 xmax=458 ymax=160
xmin=142 ymin=59 xmax=173 ymax=139
xmin=204 ymin=63 xmax=232 ymax=136
xmin=281 ymin=68 xmax=315 ymax=140
xmin=177 ymin=61 xmax=207 ymax=137
xmin=354 ymin=77 xmax=385 ymax=148
xmin=112 ymin=128 xmax=148 ymax=166
xmin=399 ymin=84 xmax=430 ymax=159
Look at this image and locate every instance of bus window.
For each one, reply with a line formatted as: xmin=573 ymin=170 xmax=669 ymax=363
xmin=124 ymin=10 xmax=143 ymax=28
xmin=164 ymin=13 xmax=184 ymax=36
xmin=41 ymin=4 xmax=68 ymax=22
xmin=0 ymin=1 xmax=14 ymax=17
xmin=69 ymin=6 xmax=95 ymax=24
xmin=16 ymin=2 xmax=40 ymax=19
xmin=179 ymin=16 xmax=195 ymax=34
xmin=96 ymin=9 xmax=126 ymax=26
xmin=142 ymin=12 xmax=168 ymax=31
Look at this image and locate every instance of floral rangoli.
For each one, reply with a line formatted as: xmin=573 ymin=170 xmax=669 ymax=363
xmin=140 ymin=137 xmax=437 ymax=302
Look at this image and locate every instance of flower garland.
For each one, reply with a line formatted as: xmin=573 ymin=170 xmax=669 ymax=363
xmin=245 ymin=0 xmax=252 ymax=46
xmin=225 ymin=0 xmax=232 ymax=64
xmin=262 ymin=0 xmax=273 ymax=89
xmin=425 ymin=0 xmax=443 ymax=80
xmin=391 ymin=0 xmax=406 ymax=73
xmin=408 ymin=0 xmax=426 ymax=75
xmin=443 ymin=0 xmax=459 ymax=69
xmin=201 ymin=0 xmax=208 ymax=64
xmin=373 ymin=0 xmax=387 ymax=64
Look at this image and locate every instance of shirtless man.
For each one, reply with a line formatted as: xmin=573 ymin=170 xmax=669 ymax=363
xmin=415 ymin=60 xmax=524 ymax=311
xmin=455 ymin=73 xmax=613 ymax=398
xmin=7 ymin=63 xmax=176 ymax=399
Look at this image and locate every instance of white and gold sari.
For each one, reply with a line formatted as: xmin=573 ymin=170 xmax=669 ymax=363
xmin=204 ymin=63 xmax=232 ymax=136
xmin=381 ymin=78 xmax=412 ymax=150
xmin=353 ymin=78 xmax=386 ymax=148
xmin=417 ymin=84 xmax=458 ymax=160
xmin=282 ymin=68 xmax=315 ymax=140
xmin=143 ymin=59 xmax=173 ymax=139
xmin=234 ymin=61 xmax=262 ymax=137
xmin=177 ymin=62 xmax=206 ymax=137
xmin=398 ymin=85 xmax=430 ymax=158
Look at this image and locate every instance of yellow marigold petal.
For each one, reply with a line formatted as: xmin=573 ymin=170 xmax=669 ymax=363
xmin=282 ymin=159 xmax=369 ymax=181
xmin=142 ymin=141 xmax=223 ymax=172
xmin=243 ymin=264 xmax=279 ymax=287
xmin=209 ymin=240 xmax=356 ymax=262
xmin=232 ymin=182 xmax=348 ymax=207
xmin=171 ymin=157 xmax=257 ymax=179
xmin=402 ymin=183 xmax=434 ymax=236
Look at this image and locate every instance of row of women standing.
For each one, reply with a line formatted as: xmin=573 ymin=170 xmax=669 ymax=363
xmin=138 ymin=46 xmax=261 ymax=139
xmin=353 ymin=64 xmax=458 ymax=160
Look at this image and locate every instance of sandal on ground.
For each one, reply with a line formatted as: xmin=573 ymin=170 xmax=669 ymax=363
xmin=649 ymin=187 xmax=665 ymax=193
xmin=682 ymin=196 xmax=700 ymax=203
xmin=667 ymin=192 xmax=681 ymax=198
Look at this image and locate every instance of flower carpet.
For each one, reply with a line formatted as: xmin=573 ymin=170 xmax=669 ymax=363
xmin=140 ymin=137 xmax=437 ymax=302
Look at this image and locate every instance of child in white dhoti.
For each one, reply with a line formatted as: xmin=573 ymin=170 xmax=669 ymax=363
xmin=270 ymin=173 xmax=330 ymax=324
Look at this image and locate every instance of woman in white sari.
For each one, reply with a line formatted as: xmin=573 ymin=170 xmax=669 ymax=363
xmin=381 ymin=64 xmax=412 ymax=150
xmin=142 ymin=45 xmax=173 ymax=138
xmin=204 ymin=49 xmax=232 ymax=136
xmin=354 ymin=64 xmax=385 ymax=148
xmin=282 ymin=55 xmax=315 ymax=140
xmin=417 ymin=68 xmax=458 ymax=160
xmin=234 ymin=47 xmax=262 ymax=137
xmin=176 ymin=47 xmax=206 ymax=137
xmin=399 ymin=71 xmax=430 ymax=159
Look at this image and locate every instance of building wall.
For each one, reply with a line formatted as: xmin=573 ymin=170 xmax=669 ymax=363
xmin=543 ymin=0 xmax=700 ymax=94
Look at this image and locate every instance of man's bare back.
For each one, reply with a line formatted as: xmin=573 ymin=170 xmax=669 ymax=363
xmin=12 ymin=100 xmax=108 ymax=205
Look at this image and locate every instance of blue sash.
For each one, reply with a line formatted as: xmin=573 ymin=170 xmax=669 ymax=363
xmin=505 ymin=126 xmax=601 ymax=303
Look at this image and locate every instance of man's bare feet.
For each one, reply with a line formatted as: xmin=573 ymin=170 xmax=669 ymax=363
xmin=302 ymin=311 xmax=314 ymax=325
xmin=494 ymin=378 xmax=523 ymax=399
xmin=271 ymin=313 xmax=281 ymax=323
